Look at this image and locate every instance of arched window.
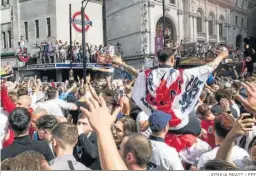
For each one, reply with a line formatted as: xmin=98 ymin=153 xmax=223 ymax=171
xmin=2 ymin=32 xmax=6 ymax=48
xmin=156 ymin=17 xmax=176 ymax=45
xmin=197 ymin=10 xmax=203 ymax=33
xmin=219 ymin=16 xmax=224 ymax=37
xmin=208 ymin=14 xmax=214 ymax=36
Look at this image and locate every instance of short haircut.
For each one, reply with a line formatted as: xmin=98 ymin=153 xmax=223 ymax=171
xmin=17 ymin=88 xmax=28 ymax=97
xmin=232 ymin=81 xmax=242 ymax=92
xmin=123 ymin=133 xmax=152 ymax=168
xmin=78 ymin=113 xmax=87 ymax=120
xmin=8 ymin=91 xmax=18 ymax=97
xmin=52 ymin=122 xmax=78 ymax=147
xmin=215 ymin=89 xmax=233 ymax=102
xmin=248 ymin=136 xmax=256 ymax=152
xmin=203 ymin=160 xmax=238 ymax=170
xmin=46 ymin=86 xmax=57 ymax=100
xmin=200 ymin=90 xmax=207 ymax=101
xmin=207 ymin=94 xmax=217 ymax=106
xmin=8 ymin=107 xmax=31 ymax=134
xmin=106 ymin=98 xmax=116 ymax=113
xmin=78 ymin=88 xmax=85 ymax=97
xmin=214 ymin=113 xmax=235 ymax=139
xmin=197 ymin=104 xmax=211 ymax=118
xmin=118 ymin=117 xmax=137 ymax=135
xmin=36 ymin=115 xmax=57 ymax=131
xmin=33 ymin=108 xmax=48 ymax=116
xmin=1 ymin=150 xmax=46 ymax=171
xmin=157 ymin=48 xmax=176 ymax=62
xmin=8 ymin=92 xmax=18 ymax=102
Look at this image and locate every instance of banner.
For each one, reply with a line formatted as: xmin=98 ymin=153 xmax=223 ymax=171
xmin=155 ymin=36 xmax=164 ymax=53
xmin=155 ymin=36 xmax=164 ymax=59
xmin=27 ymin=63 xmax=113 ymax=70
xmin=27 ymin=64 xmax=55 ymax=69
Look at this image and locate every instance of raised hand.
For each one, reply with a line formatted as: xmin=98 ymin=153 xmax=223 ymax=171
xmin=220 ymin=98 xmax=230 ymax=112
xmin=219 ymin=48 xmax=229 ymax=59
xmin=81 ymin=78 xmax=84 ymax=85
xmin=236 ymin=82 xmax=256 ymax=114
xmin=86 ymin=74 xmax=91 ymax=84
xmin=80 ymin=96 xmax=121 ymax=133
xmin=229 ymin=114 xmax=255 ymax=138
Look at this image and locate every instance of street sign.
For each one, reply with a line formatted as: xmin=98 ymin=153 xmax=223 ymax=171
xmin=71 ymin=11 xmax=92 ymax=33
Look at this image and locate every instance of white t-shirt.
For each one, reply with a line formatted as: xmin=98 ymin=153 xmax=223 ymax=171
xmin=0 ymin=113 xmax=8 ymax=149
xmin=150 ymin=139 xmax=184 ymax=170
xmin=35 ymin=98 xmax=73 ymax=117
xmin=231 ymin=103 xmax=240 ymax=118
xmin=136 ymin=111 xmax=151 ymax=138
xmin=197 ymin=145 xmax=250 ymax=169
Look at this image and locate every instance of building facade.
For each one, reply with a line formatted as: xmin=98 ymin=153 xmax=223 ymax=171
xmin=248 ymin=0 xmax=256 ymax=37
xmin=105 ymin=0 xmax=251 ymax=68
xmin=1 ymin=0 xmax=103 ymax=74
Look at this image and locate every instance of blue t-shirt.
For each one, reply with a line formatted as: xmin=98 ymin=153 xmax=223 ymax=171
xmin=207 ymin=74 xmax=214 ymax=85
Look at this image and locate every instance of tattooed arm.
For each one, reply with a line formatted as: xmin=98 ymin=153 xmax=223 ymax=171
xmin=120 ymin=62 xmax=138 ymax=77
xmin=206 ymin=50 xmax=229 ymax=70
xmin=112 ymin=59 xmax=138 ymax=77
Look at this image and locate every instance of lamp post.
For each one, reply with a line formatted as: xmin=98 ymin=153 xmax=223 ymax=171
xmin=81 ymin=0 xmax=90 ymax=78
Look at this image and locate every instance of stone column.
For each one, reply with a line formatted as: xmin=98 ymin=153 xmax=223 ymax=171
xmin=205 ymin=0 xmax=209 ymax=42
xmin=177 ymin=10 xmax=183 ymax=43
xmin=193 ymin=16 xmax=197 ymax=42
xmin=216 ymin=21 xmax=220 ymax=44
xmin=190 ymin=15 xmax=194 ymax=42
xmin=205 ymin=18 xmax=209 ymax=42
xmin=226 ymin=25 xmax=229 ymax=44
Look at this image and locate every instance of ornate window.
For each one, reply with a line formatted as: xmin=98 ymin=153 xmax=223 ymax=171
xmin=170 ymin=0 xmax=175 ymax=4
xmin=35 ymin=20 xmax=39 ymax=38
xmin=8 ymin=30 xmax=11 ymax=48
xmin=208 ymin=14 xmax=214 ymax=36
xmin=2 ymin=32 xmax=6 ymax=48
xmin=47 ymin=18 xmax=51 ymax=37
xmin=219 ymin=16 xmax=224 ymax=37
xmin=197 ymin=10 xmax=203 ymax=33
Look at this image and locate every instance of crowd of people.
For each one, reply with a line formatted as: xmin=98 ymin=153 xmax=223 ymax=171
xmin=36 ymin=37 xmax=115 ymax=64
xmin=1 ymin=41 xmax=256 ymax=171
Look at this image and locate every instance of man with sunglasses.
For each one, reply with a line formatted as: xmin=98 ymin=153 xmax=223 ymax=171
xmin=74 ymin=113 xmax=101 ymax=170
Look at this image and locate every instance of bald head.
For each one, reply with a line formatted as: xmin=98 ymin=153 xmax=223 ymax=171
xmin=31 ymin=108 xmax=48 ymax=129
xmin=16 ymin=95 xmax=32 ymax=109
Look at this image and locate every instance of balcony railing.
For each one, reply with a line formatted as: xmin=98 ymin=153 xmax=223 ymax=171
xmin=197 ymin=32 xmax=206 ymax=38
xmin=220 ymin=37 xmax=227 ymax=42
xmin=197 ymin=32 xmax=206 ymax=41
xmin=209 ymin=35 xmax=217 ymax=41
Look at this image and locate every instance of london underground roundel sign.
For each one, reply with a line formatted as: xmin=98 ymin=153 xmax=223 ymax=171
xmin=72 ymin=11 xmax=92 ymax=33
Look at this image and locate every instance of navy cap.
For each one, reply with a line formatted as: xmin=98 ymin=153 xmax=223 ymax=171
xmin=149 ymin=111 xmax=172 ymax=132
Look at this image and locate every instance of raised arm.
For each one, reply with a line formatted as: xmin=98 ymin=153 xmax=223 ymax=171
xmin=216 ymin=114 xmax=254 ymax=163
xmin=111 ymin=56 xmax=138 ymax=77
xmin=85 ymin=74 xmax=100 ymax=102
xmin=206 ymin=50 xmax=229 ymax=70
